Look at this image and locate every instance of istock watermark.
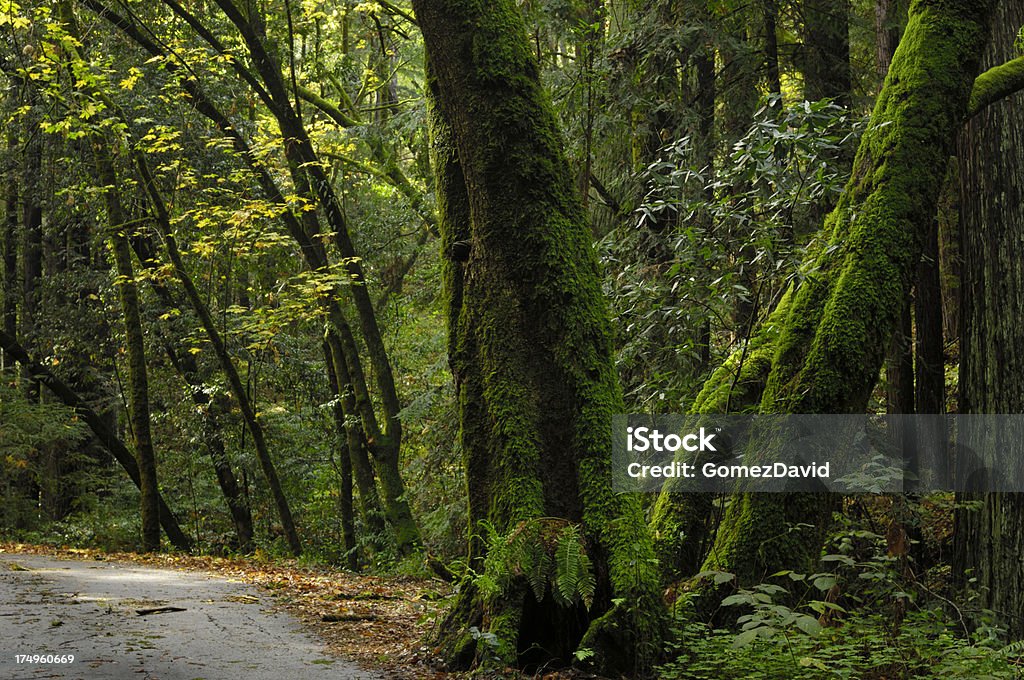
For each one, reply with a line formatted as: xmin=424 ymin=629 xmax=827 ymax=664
xmin=612 ymin=414 xmax=1024 ymax=493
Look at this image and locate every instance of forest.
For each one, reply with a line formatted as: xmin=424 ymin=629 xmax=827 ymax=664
xmin=1 ymin=0 xmax=1024 ymax=677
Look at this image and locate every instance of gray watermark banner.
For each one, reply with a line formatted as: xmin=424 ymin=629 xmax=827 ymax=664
xmin=612 ymin=414 xmax=1024 ymax=493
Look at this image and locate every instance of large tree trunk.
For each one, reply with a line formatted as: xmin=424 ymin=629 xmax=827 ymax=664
xmin=669 ymin=0 xmax=993 ymax=588
xmin=416 ymin=0 xmax=664 ymax=673
xmin=955 ymin=0 xmax=1024 ymax=640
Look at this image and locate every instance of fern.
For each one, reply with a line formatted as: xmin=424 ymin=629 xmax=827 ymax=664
xmin=523 ymin=538 xmax=552 ymax=602
xmin=554 ymin=525 xmax=595 ymax=609
xmin=475 ymin=518 xmax=596 ymax=610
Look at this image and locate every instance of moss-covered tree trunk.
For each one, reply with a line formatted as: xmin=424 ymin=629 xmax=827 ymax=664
xmin=94 ymin=150 xmax=161 ymax=552
xmin=653 ymin=0 xmax=993 ymax=587
xmin=954 ymin=0 xmax=1024 ymax=640
xmin=416 ymin=0 xmax=664 ymax=673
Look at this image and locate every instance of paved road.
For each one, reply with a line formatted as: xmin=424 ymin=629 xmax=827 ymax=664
xmin=0 ymin=554 xmax=378 ymax=680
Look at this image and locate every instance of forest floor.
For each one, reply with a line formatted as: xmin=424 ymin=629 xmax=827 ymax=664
xmin=0 ymin=543 xmax=453 ymax=679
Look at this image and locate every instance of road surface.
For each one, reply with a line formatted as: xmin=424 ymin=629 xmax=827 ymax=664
xmin=0 ymin=553 xmax=378 ymax=679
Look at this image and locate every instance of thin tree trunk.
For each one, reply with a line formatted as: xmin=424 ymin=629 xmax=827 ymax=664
xmin=915 ymin=221 xmax=945 ymax=416
xmin=2 ymin=165 xmax=16 ymax=343
xmin=133 ymin=152 xmax=301 ymax=556
xmin=93 ymin=150 xmax=161 ymax=552
xmin=803 ymin=0 xmax=852 ymax=107
xmin=762 ymin=0 xmax=782 ymax=97
xmin=323 ymin=342 xmax=358 ymax=569
xmin=20 ymin=123 xmax=42 ymax=400
xmin=874 ymin=0 xmax=903 ymax=79
xmin=887 ymin=303 xmax=915 ymax=416
xmin=130 ymin=235 xmax=254 ymax=552
xmin=326 ymin=333 xmax=388 ymax=543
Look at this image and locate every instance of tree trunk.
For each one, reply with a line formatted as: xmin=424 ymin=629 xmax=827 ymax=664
xmin=2 ymin=164 xmax=16 ymax=344
xmin=762 ymin=0 xmax=782 ymax=97
xmin=874 ymin=0 xmax=905 ymax=79
xmin=323 ymin=342 xmax=358 ymax=569
xmin=955 ymin=0 xmax=1024 ymax=639
xmin=416 ymin=0 xmax=665 ymax=672
xmin=93 ymin=150 xmax=161 ymax=553
xmin=803 ymin=0 xmax=851 ymax=107
xmin=130 ymin=234 xmax=254 ymax=552
xmin=887 ymin=303 xmax=915 ymax=416
xmin=20 ymin=121 xmax=42 ymax=400
xmin=915 ymin=221 xmax=945 ymax=417
xmin=693 ymin=0 xmax=993 ymax=587
xmin=133 ymin=152 xmax=302 ymax=556
xmin=326 ymin=333 xmax=388 ymax=544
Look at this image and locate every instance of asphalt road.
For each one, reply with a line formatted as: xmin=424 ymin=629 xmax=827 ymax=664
xmin=0 ymin=553 xmax=378 ymax=680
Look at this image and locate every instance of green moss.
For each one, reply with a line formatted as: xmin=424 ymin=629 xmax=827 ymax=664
xmin=967 ymin=54 xmax=1024 ymax=117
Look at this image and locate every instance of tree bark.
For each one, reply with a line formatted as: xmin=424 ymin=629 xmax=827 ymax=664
xmin=323 ymin=342 xmax=359 ymax=569
xmin=955 ymin=0 xmax=1024 ymax=639
xmin=803 ymin=0 xmax=852 ymax=107
xmin=326 ymin=333 xmax=388 ymax=544
xmin=2 ymin=160 xmax=16 ymax=343
xmin=874 ymin=0 xmax=904 ymax=79
xmin=417 ymin=0 xmax=665 ymax=672
xmin=762 ymin=0 xmax=782 ymax=97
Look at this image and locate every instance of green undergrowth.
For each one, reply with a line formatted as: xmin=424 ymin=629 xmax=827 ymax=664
xmin=660 ymin=501 xmax=1024 ymax=679
xmin=661 ymin=610 xmax=1024 ymax=679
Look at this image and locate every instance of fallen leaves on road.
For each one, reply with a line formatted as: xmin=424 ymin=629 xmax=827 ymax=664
xmin=1 ymin=542 xmax=450 ymax=678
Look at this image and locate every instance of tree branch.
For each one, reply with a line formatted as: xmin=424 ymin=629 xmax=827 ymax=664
xmin=967 ymin=55 xmax=1024 ymax=118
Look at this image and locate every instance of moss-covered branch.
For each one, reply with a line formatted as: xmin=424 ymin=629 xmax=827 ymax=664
xmin=967 ymin=54 xmax=1024 ymax=117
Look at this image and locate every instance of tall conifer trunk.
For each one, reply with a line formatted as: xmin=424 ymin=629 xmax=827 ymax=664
xmin=955 ymin=0 xmax=1024 ymax=638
